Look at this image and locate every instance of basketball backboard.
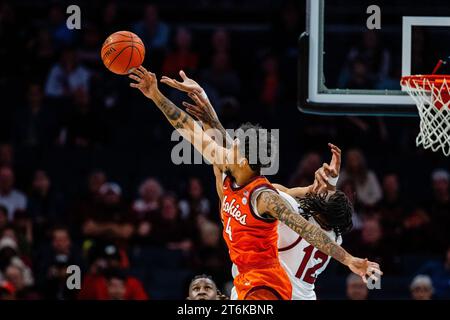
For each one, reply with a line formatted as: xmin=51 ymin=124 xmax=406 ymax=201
xmin=299 ymin=0 xmax=450 ymax=116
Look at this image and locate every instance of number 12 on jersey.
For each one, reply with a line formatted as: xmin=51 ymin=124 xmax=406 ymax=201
xmin=295 ymin=243 xmax=329 ymax=284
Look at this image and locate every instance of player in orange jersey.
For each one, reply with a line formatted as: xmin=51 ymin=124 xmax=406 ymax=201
xmin=129 ymin=66 xmax=382 ymax=300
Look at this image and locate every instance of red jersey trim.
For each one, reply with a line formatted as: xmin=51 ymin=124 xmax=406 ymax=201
xmin=225 ymin=174 xmax=266 ymax=191
xmin=278 ymin=236 xmax=303 ymax=252
xmin=244 ymin=285 xmax=284 ymax=300
xmin=248 ymin=183 xmax=278 ymax=223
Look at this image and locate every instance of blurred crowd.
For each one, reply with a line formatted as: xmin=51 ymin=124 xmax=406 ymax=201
xmin=0 ymin=0 xmax=449 ymax=300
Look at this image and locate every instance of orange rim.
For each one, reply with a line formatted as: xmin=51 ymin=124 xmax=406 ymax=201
xmin=401 ymin=75 xmax=450 ymax=91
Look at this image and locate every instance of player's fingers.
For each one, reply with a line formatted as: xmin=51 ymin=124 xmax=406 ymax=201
xmin=314 ymin=173 xmax=327 ymax=192
xmin=128 ymin=74 xmax=141 ymax=82
xmin=186 ymin=107 xmax=202 ymax=120
xmin=129 ymin=68 xmax=142 ymax=78
xmin=188 ymin=92 xmax=206 ymax=107
xmin=132 ymin=67 xmax=145 ymax=77
xmin=138 ymin=65 xmax=148 ymax=74
xmin=318 ymin=167 xmax=329 ymax=182
xmin=311 ymin=179 xmax=319 ymax=193
xmin=182 ymin=101 xmax=197 ymax=109
xmin=328 ymin=143 xmax=341 ymax=153
xmin=179 ymin=70 xmax=188 ymax=81
xmin=129 ymin=82 xmax=140 ymax=88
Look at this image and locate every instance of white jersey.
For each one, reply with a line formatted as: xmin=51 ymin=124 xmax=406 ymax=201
xmin=230 ymin=190 xmax=342 ymax=300
xmin=277 ymin=190 xmax=342 ymax=300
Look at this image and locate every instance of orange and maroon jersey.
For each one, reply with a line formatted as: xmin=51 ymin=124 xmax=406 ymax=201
xmin=220 ymin=175 xmax=280 ymax=272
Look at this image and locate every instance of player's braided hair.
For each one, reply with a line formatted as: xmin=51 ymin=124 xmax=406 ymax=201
xmin=236 ymin=123 xmax=277 ymax=173
xmin=297 ymin=191 xmax=353 ymax=237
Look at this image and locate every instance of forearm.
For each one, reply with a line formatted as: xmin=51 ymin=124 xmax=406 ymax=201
xmin=279 ymin=210 xmax=351 ymax=265
xmin=151 ymin=91 xmax=224 ymax=166
xmin=152 ymin=90 xmax=193 ymax=132
xmin=259 ymin=192 xmax=352 ymax=265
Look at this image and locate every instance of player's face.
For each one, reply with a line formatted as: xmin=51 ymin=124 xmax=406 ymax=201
xmin=188 ymin=279 xmax=218 ymax=300
xmin=224 ymin=139 xmax=245 ymax=175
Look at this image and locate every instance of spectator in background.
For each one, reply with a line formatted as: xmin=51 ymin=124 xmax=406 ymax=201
xmin=133 ymin=4 xmax=169 ymax=51
xmin=45 ymin=47 xmax=91 ymax=99
xmin=0 ymin=237 xmax=34 ymax=290
xmin=79 ymin=243 xmax=148 ymax=300
xmin=426 ymin=169 xmax=450 ymax=252
xmin=35 ymin=226 xmax=83 ymax=294
xmin=41 ymin=253 xmax=76 ymax=300
xmin=341 ymin=59 xmax=374 ymax=89
xmin=347 ymin=217 xmax=396 ymax=273
xmin=26 ymin=28 xmax=56 ymax=80
xmin=4 ymin=264 xmax=39 ymax=299
xmin=398 ymin=207 xmax=433 ymax=254
xmin=289 ymin=152 xmax=322 ymax=187
xmin=100 ymin=2 xmax=123 ymax=36
xmin=0 ymin=166 xmax=27 ymax=221
xmin=258 ymin=54 xmax=280 ymax=110
xmin=211 ymin=28 xmax=230 ymax=56
xmin=338 ymin=149 xmax=382 ymax=207
xmin=132 ymin=177 xmax=163 ymax=221
xmin=64 ymin=87 xmax=104 ymax=148
xmin=0 ymin=206 xmax=8 ymax=233
xmin=271 ymin=0 xmax=301 ymax=56
xmin=418 ymin=245 xmax=450 ymax=299
xmin=0 ymin=144 xmax=14 ymax=168
xmin=339 ymin=30 xmax=391 ymax=89
xmin=340 ymin=179 xmax=363 ymax=230
xmin=0 ymin=280 xmax=15 ymax=300
xmin=346 ymin=273 xmax=368 ymax=300
xmin=162 ymin=27 xmax=199 ymax=78
xmin=379 ymin=173 xmax=406 ymax=236
xmin=201 ymin=51 xmax=240 ymax=98
xmin=78 ymin=24 xmax=103 ymax=69
xmin=193 ymin=220 xmax=230 ymax=289
xmin=149 ymin=193 xmax=195 ymax=254
xmin=105 ymin=269 xmax=127 ymax=300
xmin=410 ymin=275 xmax=434 ymax=300
xmin=82 ymin=182 xmax=134 ymax=242
xmin=27 ymin=170 xmax=65 ymax=239
xmin=47 ymin=4 xmax=76 ymax=48
xmin=13 ymin=83 xmax=57 ymax=149
xmin=179 ymin=177 xmax=210 ymax=222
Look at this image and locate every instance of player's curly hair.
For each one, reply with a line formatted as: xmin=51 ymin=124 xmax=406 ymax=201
xmin=236 ymin=123 xmax=277 ymax=173
xmin=297 ymin=191 xmax=353 ymax=237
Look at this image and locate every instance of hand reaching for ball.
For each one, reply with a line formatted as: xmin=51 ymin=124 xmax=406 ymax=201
xmin=129 ymin=66 xmax=160 ymax=100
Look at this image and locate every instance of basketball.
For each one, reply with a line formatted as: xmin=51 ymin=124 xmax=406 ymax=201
xmin=101 ymin=31 xmax=145 ymax=75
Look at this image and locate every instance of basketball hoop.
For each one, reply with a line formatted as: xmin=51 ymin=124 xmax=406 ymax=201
xmin=401 ymin=75 xmax=450 ymax=156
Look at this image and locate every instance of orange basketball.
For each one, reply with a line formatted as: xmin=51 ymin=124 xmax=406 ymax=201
xmin=101 ymin=31 xmax=145 ymax=75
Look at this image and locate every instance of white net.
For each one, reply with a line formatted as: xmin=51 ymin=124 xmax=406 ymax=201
xmin=401 ymin=76 xmax=450 ymax=156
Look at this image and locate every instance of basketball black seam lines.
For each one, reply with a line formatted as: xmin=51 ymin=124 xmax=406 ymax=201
xmin=135 ymin=44 xmax=142 ymax=62
xmin=115 ymin=32 xmax=134 ymax=39
xmin=124 ymin=37 xmax=134 ymax=73
xmin=107 ymin=45 xmax=131 ymax=69
xmin=102 ymin=40 xmax=144 ymax=52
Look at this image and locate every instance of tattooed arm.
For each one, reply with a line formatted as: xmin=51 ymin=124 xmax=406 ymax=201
xmin=256 ymin=190 xmax=382 ymax=280
xmin=129 ymin=66 xmax=226 ymax=169
xmin=160 ymin=70 xmax=232 ymax=147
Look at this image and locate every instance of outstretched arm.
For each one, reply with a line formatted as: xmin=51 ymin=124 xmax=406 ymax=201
xmin=161 ymin=70 xmax=232 ymax=147
xmin=274 ymin=143 xmax=342 ymax=197
xmin=129 ymin=66 xmax=226 ymax=170
xmin=257 ymin=190 xmax=382 ymax=281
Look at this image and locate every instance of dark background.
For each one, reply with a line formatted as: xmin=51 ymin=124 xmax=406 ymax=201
xmin=0 ymin=0 xmax=449 ymax=300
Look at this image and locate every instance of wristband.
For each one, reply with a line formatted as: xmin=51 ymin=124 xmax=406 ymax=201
xmin=328 ymin=175 xmax=339 ymax=187
xmin=199 ymin=89 xmax=208 ymax=100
